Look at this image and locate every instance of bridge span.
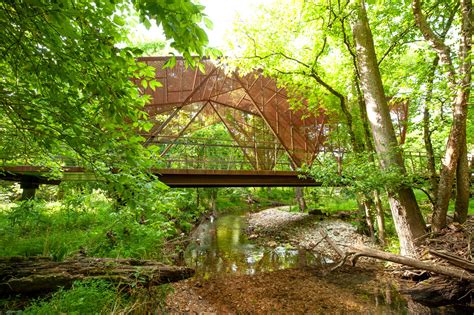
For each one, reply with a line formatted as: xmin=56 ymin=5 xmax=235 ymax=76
xmin=0 ymin=166 xmax=320 ymax=189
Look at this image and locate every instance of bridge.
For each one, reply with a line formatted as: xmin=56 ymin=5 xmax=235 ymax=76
xmin=1 ymin=57 xmax=417 ymax=192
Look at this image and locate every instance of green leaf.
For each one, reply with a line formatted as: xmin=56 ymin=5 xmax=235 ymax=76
xmin=149 ymin=80 xmax=162 ymax=91
xmin=203 ymin=17 xmax=213 ymax=30
xmin=163 ymin=57 xmax=176 ymax=69
xmin=113 ymin=15 xmax=125 ymax=26
xmin=197 ymin=62 xmax=206 ymax=74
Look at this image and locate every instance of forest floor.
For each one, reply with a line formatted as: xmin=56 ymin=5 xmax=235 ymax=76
xmin=164 ymin=265 xmax=405 ymax=314
xmin=164 ymin=208 xmax=407 ymax=314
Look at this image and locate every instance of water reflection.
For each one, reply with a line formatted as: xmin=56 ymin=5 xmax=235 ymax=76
xmin=185 ymin=214 xmax=318 ymax=278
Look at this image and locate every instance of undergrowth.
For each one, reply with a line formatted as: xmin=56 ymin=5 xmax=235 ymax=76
xmin=23 ymin=280 xmax=119 ymax=314
xmin=0 ymin=182 xmax=203 ymax=313
xmin=1 ymin=182 xmax=470 ymax=312
xmin=20 ymin=280 xmax=173 ymax=314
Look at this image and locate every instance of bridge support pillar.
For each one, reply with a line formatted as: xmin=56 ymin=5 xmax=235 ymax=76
xmin=20 ymin=179 xmax=40 ymax=200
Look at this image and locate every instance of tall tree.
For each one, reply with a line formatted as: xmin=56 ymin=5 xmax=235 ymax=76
xmin=412 ymin=0 xmax=472 ymax=229
xmin=351 ymin=0 xmax=426 ymax=256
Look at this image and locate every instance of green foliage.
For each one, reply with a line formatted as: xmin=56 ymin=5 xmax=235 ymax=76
xmin=306 ymin=188 xmax=359 ymax=212
xmin=304 ymin=152 xmax=420 ymax=196
xmin=134 ymin=40 xmax=167 ymax=56
xmin=228 ymin=0 xmax=354 ymax=118
xmin=23 ymin=280 xmax=120 ymax=314
xmin=21 ymin=280 xmax=174 ymax=314
xmin=0 ymin=0 xmax=217 ymax=205
xmin=0 ymin=187 xmax=189 ymax=260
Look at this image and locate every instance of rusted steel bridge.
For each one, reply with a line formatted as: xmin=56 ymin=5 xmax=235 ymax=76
xmin=1 ymin=57 xmax=331 ymax=188
xmin=138 ymin=56 xmax=327 ymax=169
xmin=0 ymin=57 xmax=431 ymax=189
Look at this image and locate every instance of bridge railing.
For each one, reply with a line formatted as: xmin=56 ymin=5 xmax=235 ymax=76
xmin=0 ymin=149 xmax=449 ymax=176
xmin=157 ymin=158 xmax=293 ymax=171
xmin=147 ymin=135 xmax=288 ymax=151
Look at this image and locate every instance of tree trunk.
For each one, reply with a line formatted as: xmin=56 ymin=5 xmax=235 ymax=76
xmin=454 ymin=134 xmax=470 ymax=223
xmin=423 ymin=56 xmax=439 ymax=199
xmin=363 ymin=198 xmax=375 ymax=241
xmin=342 ymin=246 xmax=474 ymax=282
xmin=373 ymin=191 xmax=385 ymax=245
xmin=352 ymin=0 xmax=426 ymax=256
xmin=196 ymin=188 xmax=200 ymax=209
xmin=355 ymin=77 xmax=385 ymax=245
xmin=413 ymin=0 xmax=472 ymax=231
xmin=295 ymin=187 xmax=307 ymax=211
xmin=402 ymin=279 xmax=473 ymax=307
xmin=0 ymin=256 xmax=195 ymax=296
xmin=209 ymin=188 xmax=218 ymax=216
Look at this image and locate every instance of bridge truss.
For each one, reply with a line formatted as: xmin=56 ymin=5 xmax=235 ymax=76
xmin=138 ymin=57 xmax=327 ymax=170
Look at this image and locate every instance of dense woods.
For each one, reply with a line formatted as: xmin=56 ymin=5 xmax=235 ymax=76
xmin=229 ymin=0 xmax=472 ymax=256
xmin=0 ymin=0 xmax=472 ymax=312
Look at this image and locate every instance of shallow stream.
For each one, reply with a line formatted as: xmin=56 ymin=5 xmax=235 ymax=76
xmin=184 ymin=211 xmax=472 ymax=314
xmin=185 ymin=212 xmax=320 ymax=278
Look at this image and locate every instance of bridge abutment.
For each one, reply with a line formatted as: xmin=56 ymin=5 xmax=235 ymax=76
xmin=20 ymin=179 xmax=40 ymax=200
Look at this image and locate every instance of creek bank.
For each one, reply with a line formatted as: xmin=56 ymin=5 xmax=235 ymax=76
xmin=246 ymin=206 xmax=374 ymax=260
xmin=165 ymin=207 xmax=474 ymax=312
xmin=247 ymin=207 xmax=474 ymax=309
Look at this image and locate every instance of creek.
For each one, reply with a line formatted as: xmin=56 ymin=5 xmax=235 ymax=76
xmin=183 ymin=209 xmax=473 ymax=314
xmin=185 ymin=211 xmax=320 ymax=278
xmin=184 ymin=211 xmax=413 ymax=313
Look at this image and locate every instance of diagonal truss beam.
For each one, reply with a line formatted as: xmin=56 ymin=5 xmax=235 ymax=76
xmin=159 ymin=102 xmax=209 ymax=157
xmin=233 ymin=73 xmax=300 ymax=168
xmin=144 ymin=67 xmax=218 ymax=144
xmin=209 ymin=101 xmax=258 ymax=169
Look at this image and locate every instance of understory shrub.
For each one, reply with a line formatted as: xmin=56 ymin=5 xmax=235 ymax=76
xmin=23 ymin=280 xmax=120 ymax=314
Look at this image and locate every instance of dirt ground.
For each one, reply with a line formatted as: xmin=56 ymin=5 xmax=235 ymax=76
xmin=164 ymin=265 xmax=408 ymax=314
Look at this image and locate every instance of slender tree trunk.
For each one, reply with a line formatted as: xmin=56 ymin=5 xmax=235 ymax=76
xmin=295 ymin=187 xmax=307 ymax=211
xmin=423 ymin=57 xmax=439 ymax=199
xmin=355 ymin=76 xmax=385 ymax=245
xmin=308 ymin=47 xmax=378 ymax=237
xmin=413 ymin=0 xmax=472 ymax=231
xmin=363 ymin=198 xmax=375 ymax=241
xmin=454 ymin=134 xmax=470 ymax=223
xmin=196 ymin=188 xmax=200 ymax=209
xmin=352 ymin=0 xmax=426 ymax=256
xmin=374 ymin=191 xmax=385 ymax=245
xmin=209 ymin=188 xmax=218 ymax=216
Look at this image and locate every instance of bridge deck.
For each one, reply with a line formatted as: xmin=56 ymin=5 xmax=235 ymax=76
xmin=0 ymin=166 xmax=320 ymax=187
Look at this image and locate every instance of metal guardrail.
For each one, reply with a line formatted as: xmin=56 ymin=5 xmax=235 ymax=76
xmin=0 ymin=151 xmax=452 ymax=175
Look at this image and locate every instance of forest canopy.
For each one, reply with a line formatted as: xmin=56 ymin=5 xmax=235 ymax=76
xmin=0 ymin=0 xmax=213 ymax=172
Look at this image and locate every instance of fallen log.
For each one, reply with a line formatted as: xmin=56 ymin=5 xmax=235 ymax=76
xmin=429 ymin=249 xmax=474 ymax=273
xmin=400 ymin=278 xmax=473 ymax=307
xmin=319 ymin=230 xmax=345 ymax=258
xmin=335 ymin=246 xmax=474 ymax=282
xmin=0 ymin=256 xmax=194 ymax=295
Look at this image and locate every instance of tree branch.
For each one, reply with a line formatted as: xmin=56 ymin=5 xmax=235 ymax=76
xmin=412 ymin=0 xmax=456 ymax=86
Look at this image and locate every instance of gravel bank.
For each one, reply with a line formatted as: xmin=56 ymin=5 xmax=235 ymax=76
xmin=247 ymin=206 xmax=374 ymax=259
